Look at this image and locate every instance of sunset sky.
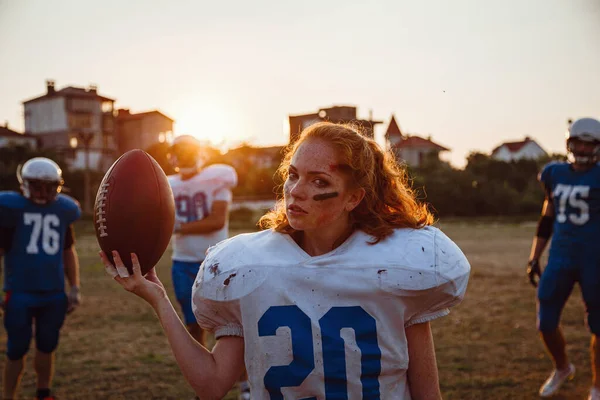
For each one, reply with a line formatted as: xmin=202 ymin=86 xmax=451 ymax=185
xmin=1 ymin=0 xmax=599 ymax=166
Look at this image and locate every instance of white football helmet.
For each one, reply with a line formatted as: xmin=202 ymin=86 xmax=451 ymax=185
xmin=167 ymin=135 xmax=208 ymax=175
xmin=17 ymin=157 xmax=64 ymax=204
xmin=566 ymin=117 xmax=600 ymax=164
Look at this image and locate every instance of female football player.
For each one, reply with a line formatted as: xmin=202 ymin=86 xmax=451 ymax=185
xmin=101 ymin=122 xmax=470 ymax=399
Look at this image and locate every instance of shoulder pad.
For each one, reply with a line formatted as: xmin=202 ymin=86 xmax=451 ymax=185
xmin=201 ymin=164 xmax=237 ymax=187
xmin=55 ymin=194 xmax=82 ymax=220
xmin=375 ymin=227 xmax=470 ymax=292
xmin=538 ymin=161 xmax=564 ymax=184
xmin=56 ymin=194 xmax=81 ymax=209
xmin=433 ymin=228 xmax=471 ymax=284
xmin=194 ymin=230 xmax=278 ymax=301
xmin=167 ymin=174 xmax=179 ymax=185
xmin=0 ymin=191 xmax=26 ymax=209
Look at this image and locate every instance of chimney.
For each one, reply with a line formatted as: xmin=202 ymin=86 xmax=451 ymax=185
xmin=368 ymin=109 xmax=373 ymax=121
xmin=88 ymin=84 xmax=97 ymax=94
xmin=46 ymin=80 xmax=55 ymax=94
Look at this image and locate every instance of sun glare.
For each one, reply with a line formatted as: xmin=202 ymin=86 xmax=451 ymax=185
xmin=173 ymin=102 xmax=243 ymax=149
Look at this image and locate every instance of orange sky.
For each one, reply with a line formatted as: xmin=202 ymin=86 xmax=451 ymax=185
xmin=1 ymin=0 xmax=599 ymax=167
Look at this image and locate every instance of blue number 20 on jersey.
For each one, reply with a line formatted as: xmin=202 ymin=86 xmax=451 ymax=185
xmin=258 ymin=305 xmax=382 ymax=400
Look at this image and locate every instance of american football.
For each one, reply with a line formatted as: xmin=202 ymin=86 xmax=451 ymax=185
xmin=94 ymin=149 xmax=175 ymax=275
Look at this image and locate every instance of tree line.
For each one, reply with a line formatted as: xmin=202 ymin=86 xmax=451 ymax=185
xmin=0 ymin=143 xmax=565 ymax=218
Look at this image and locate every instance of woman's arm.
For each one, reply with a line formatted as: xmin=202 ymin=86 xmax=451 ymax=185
xmin=101 ymin=251 xmax=245 ymax=399
xmin=406 ymin=321 xmax=442 ymax=400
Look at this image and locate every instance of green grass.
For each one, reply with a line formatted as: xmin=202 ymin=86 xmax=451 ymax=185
xmin=0 ymin=218 xmax=595 ymax=399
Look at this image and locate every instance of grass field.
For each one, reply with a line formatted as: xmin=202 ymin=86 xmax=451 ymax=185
xmin=0 ymin=218 xmax=594 ymax=399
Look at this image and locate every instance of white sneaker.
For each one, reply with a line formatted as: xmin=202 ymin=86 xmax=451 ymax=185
xmin=539 ymin=363 xmax=576 ymax=397
xmin=238 ymin=392 xmax=251 ymax=400
xmin=589 ymin=386 xmax=600 ymax=400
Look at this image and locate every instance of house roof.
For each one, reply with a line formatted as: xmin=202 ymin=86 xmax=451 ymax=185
xmin=0 ymin=125 xmax=33 ymax=138
xmin=392 ymin=135 xmax=449 ymax=151
xmin=116 ymin=110 xmax=174 ymax=122
xmin=491 ymin=137 xmax=535 ymax=155
xmin=385 ymin=115 xmax=402 ymax=137
xmin=23 ymin=85 xmax=114 ymax=104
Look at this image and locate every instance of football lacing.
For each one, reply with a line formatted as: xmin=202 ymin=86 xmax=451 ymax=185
xmin=96 ymin=182 xmax=109 ymax=237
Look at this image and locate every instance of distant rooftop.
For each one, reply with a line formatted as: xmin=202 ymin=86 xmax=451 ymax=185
xmin=492 ymin=137 xmax=534 ymax=154
xmin=23 ymin=80 xmax=114 ymax=104
xmin=116 ymin=109 xmax=174 ymax=122
xmin=0 ymin=123 xmax=31 ymax=137
xmin=392 ymin=135 xmax=450 ymax=151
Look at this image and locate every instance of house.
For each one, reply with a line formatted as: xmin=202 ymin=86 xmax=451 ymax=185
xmin=491 ymin=137 xmax=548 ymax=162
xmin=0 ymin=123 xmax=37 ymax=148
xmin=115 ymin=109 xmax=174 ymax=154
xmin=385 ymin=115 xmax=450 ymax=168
xmin=22 ymin=80 xmax=117 ymax=171
xmin=288 ymin=105 xmax=382 ymax=143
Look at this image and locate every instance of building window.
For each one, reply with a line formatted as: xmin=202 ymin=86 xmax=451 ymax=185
xmin=102 ymin=101 xmax=114 ymax=113
xmin=69 ymin=113 xmax=92 ymax=129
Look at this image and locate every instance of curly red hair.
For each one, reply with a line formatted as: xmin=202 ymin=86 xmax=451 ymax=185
xmin=259 ymin=122 xmax=433 ymax=243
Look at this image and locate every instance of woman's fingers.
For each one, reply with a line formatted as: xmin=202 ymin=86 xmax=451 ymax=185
xmin=112 ymin=251 xmax=130 ymax=278
xmin=131 ymin=253 xmax=142 ymax=277
xmin=100 ymin=251 xmax=119 ymax=278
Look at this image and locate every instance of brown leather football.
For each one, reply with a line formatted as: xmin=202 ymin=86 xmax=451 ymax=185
xmin=94 ymin=149 xmax=175 ymax=275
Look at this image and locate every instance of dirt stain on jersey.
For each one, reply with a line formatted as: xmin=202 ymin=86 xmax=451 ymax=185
xmin=208 ymin=262 xmax=220 ymax=277
xmin=223 ymin=273 xmax=237 ymax=286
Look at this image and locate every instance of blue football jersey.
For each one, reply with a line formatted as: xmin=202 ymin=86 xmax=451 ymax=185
xmin=0 ymin=191 xmax=81 ymax=292
xmin=539 ymin=162 xmax=600 ymax=260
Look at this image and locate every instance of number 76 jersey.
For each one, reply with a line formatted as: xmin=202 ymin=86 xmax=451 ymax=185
xmin=193 ymin=226 xmax=470 ymax=399
xmin=0 ymin=191 xmax=81 ymax=292
xmin=539 ymin=162 xmax=600 ymax=258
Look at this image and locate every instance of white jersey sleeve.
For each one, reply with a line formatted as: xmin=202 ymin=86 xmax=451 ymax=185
xmin=401 ymin=228 xmax=470 ymax=327
xmin=192 ymin=231 xmax=272 ymax=338
xmin=192 ymin=238 xmax=244 ymax=338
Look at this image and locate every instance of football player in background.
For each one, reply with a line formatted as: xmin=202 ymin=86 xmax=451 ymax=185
xmin=527 ymin=117 xmax=600 ymax=399
xmin=101 ymin=122 xmax=470 ymax=399
xmin=165 ymin=135 xmax=244 ymax=398
xmin=0 ymin=157 xmax=82 ymax=400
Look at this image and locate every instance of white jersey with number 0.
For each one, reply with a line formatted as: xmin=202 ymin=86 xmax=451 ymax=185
xmin=192 ymin=226 xmax=470 ymax=400
xmin=168 ymin=164 xmax=237 ymax=262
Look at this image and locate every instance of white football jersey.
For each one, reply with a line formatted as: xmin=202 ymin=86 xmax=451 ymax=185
xmin=168 ymin=164 xmax=237 ymax=262
xmin=192 ymin=226 xmax=470 ymax=400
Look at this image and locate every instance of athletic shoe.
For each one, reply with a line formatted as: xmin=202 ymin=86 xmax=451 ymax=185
xmin=539 ymin=363 xmax=576 ymax=397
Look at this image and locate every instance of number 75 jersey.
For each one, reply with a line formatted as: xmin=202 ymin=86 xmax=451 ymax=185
xmin=539 ymin=162 xmax=600 ymax=257
xmin=192 ymin=226 xmax=470 ymax=399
